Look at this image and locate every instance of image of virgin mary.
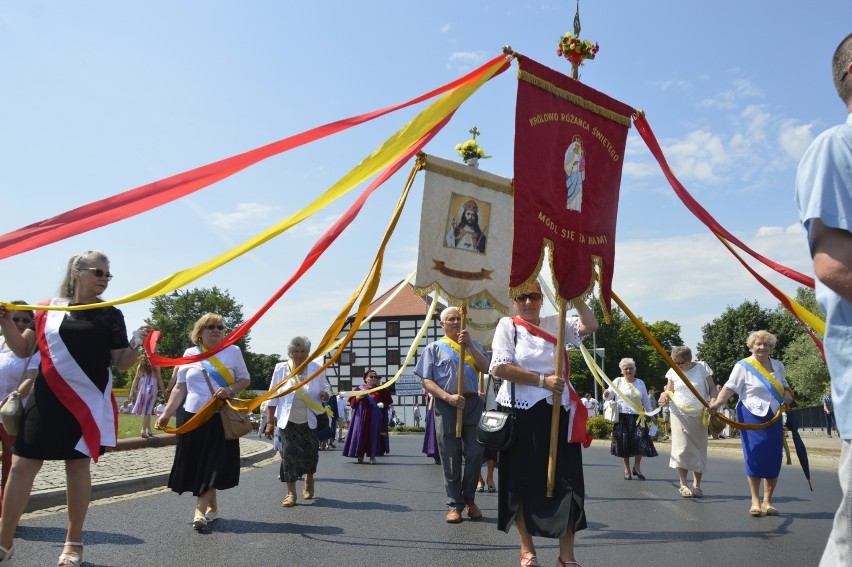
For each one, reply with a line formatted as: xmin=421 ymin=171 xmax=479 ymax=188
xmin=564 ymin=137 xmax=586 ymax=212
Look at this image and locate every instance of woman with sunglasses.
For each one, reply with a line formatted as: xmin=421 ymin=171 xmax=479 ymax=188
xmin=156 ymin=313 xmax=251 ymax=531
xmin=0 ymin=301 xmax=39 ymax=517
xmin=0 ymin=250 xmax=150 ymax=565
xmin=490 ymin=282 xmax=598 ymax=567
xmin=342 ymin=369 xmax=393 ymax=464
xmin=658 ymin=346 xmax=717 ymax=498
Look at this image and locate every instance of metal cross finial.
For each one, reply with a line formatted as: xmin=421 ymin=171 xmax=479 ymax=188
xmin=573 ymin=0 xmax=581 ymax=36
xmin=469 ymin=126 xmax=480 ymax=140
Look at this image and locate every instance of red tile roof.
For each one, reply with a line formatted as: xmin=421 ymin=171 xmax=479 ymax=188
xmin=362 ymin=281 xmax=444 ymax=318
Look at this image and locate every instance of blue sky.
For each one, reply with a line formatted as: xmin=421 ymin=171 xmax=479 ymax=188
xmin=1 ymin=2 xmax=850 ymax=361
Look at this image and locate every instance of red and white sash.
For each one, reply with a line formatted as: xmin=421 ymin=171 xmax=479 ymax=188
xmin=511 ymin=316 xmax=591 ymax=447
xmin=35 ymin=299 xmax=117 ymax=461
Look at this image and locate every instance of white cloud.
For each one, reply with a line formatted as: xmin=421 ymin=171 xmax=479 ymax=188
xmin=649 ymin=78 xmax=691 ymax=91
xmin=778 ymin=119 xmax=815 ymax=160
xmin=207 ymin=203 xmax=279 ymax=231
xmin=446 ymin=51 xmax=487 ymax=72
xmin=439 ymin=24 xmax=450 ymax=34
xmin=300 ymin=213 xmax=344 ymax=236
xmin=611 ymin=226 xmax=812 ymax=348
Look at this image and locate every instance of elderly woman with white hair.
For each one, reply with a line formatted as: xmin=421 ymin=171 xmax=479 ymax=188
xmin=658 ymin=346 xmax=716 ymax=498
xmin=709 ymin=330 xmax=793 ymax=517
xmin=265 ymin=336 xmax=331 ymax=508
xmin=603 ymin=358 xmax=657 ymax=480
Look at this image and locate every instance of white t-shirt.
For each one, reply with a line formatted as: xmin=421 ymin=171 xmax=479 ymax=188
xmin=175 ymin=345 xmax=250 ymax=413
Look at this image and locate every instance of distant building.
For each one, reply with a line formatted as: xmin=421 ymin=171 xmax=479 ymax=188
xmin=324 ymin=281 xmax=445 ymax=407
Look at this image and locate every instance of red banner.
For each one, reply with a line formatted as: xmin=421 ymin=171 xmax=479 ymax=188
xmin=512 ymin=56 xmax=633 ymax=312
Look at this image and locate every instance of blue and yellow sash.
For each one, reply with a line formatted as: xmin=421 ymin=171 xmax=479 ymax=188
xmin=436 ymin=336 xmax=479 ymax=392
xmin=737 ymin=356 xmax=784 ymax=406
xmin=196 ymin=344 xmax=234 ymax=389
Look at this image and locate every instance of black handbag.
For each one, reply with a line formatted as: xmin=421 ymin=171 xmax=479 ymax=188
xmin=315 ymin=411 xmax=330 ymax=432
xmin=476 ymin=376 xmax=516 ymax=451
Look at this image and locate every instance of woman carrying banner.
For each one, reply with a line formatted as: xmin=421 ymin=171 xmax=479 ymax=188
xmin=342 ymin=369 xmax=392 ymax=464
xmin=658 ymin=346 xmax=716 ymax=498
xmin=264 ymin=336 xmax=331 ymax=507
xmin=603 ymin=358 xmax=658 ymax=481
xmin=709 ymin=330 xmax=793 ymax=517
xmin=490 ymin=282 xmax=598 ymax=567
xmin=0 ymin=251 xmax=150 ymax=565
xmin=156 ymin=313 xmax=251 ymax=531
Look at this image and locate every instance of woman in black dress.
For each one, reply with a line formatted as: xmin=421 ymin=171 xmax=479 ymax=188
xmin=0 ymin=251 xmax=149 ymax=566
xmin=156 ymin=313 xmax=251 ymax=530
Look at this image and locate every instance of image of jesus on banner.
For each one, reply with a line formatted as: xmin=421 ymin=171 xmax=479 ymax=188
xmin=445 ymin=194 xmax=490 ymax=254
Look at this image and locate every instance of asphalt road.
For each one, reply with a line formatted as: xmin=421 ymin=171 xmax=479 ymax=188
xmin=10 ymin=435 xmax=841 ymax=566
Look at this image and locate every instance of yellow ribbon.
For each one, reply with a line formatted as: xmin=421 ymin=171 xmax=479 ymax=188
xmin=199 ymin=343 xmax=235 ymax=386
xmin=5 ymin=57 xmax=510 ymax=313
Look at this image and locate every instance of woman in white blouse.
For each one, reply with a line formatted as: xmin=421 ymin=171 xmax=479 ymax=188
xmin=156 ymin=313 xmax=251 ymax=531
xmin=264 ymin=336 xmax=331 ymax=508
xmin=603 ymin=358 xmax=658 ymax=480
xmin=490 ymin=282 xmax=598 ymax=567
xmin=658 ymin=346 xmax=716 ymax=498
xmin=709 ymin=330 xmax=793 ymax=517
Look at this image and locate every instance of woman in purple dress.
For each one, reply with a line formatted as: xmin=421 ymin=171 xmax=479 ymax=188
xmin=129 ymin=354 xmax=165 ymax=438
xmin=342 ymin=369 xmax=392 ymax=464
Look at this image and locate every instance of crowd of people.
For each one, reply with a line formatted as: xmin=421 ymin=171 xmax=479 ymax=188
xmin=0 ymin=34 xmax=849 ymax=566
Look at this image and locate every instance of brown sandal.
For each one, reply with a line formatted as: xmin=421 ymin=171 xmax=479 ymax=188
xmin=282 ymin=494 xmax=296 ymax=507
xmin=678 ymin=485 xmax=694 ymax=498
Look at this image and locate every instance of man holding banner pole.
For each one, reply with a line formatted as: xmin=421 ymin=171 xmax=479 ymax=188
xmin=415 ymin=306 xmax=490 ymax=524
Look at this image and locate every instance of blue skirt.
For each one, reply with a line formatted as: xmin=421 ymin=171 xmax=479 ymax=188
xmin=737 ymin=402 xmax=782 ymax=479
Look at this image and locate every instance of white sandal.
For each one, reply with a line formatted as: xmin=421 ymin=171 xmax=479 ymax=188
xmin=57 ymin=541 xmax=83 ymax=566
xmin=0 ymin=544 xmax=14 ymax=562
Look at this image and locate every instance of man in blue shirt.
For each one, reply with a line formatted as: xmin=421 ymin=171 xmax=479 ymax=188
xmin=415 ymin=306 xmax=490 ymax=524
xmin=795 ymin=32 xmax=852 ymax=567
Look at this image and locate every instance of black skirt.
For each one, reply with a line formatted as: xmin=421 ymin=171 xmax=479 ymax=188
xmin=610 ymin=412 xmax=658 ymax=458
xmin=498 ymin=399 xmax=586 ymax=538
xmin=279 ymin=421 xmax=320 ymax=482
xmin=167 ymin=410 xmax=241 ymax=496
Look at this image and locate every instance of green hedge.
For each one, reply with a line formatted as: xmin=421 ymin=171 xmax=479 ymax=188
xmin=587 ymin=416 xmax=614 ymax=439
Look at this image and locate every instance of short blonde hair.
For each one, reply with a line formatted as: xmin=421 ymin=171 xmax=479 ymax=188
xmin=746 ymin=330 xmax=777 ymax=350
xmin=190 ymin=313 xmax=224 ymax=345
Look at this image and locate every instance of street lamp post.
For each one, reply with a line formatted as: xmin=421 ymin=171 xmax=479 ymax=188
xmin=592 ymin=332 xmax=605 ymax=404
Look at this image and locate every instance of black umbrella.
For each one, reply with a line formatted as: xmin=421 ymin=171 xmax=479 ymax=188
xmin=785 ymin=410 xmax=813 ymax=491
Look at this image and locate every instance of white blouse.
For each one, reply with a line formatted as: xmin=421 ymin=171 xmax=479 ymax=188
xmin=489 ymin=314 xmax=581 ymax=410
xmin=665 ymin=361 xmax=714 ymax=414
xmin=605 ymin=376 xmax=653 ymax=415
xmin=267 ymin=359 xmax=330 ymax=429
xmin=723 ymin=358 xmax=789 ymax=417
xmin=0 ymin=338 xmax=40 ymax=400
xmin=175 ymin=345 xmax=250 ymax=413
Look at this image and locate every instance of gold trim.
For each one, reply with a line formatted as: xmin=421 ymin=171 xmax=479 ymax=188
xmin=517 ymin=68 xmax=632 ymax=128
xmin=420 ymin=153 xmax=514 ymax=195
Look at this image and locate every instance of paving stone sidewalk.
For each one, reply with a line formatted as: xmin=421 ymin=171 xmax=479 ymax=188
xmin=27 ymin=436 xmax=274 ymax=513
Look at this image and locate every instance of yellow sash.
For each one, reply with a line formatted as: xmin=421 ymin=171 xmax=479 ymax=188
xmin=743 ymin=356 xmax=785 ymax=401
xmin=438 ymin=336 xmax=480 ymax=374
xmin=290 ymin=362 xmax=332 ymax=416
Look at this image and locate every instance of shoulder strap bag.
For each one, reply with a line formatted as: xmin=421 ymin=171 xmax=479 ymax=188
xmin=202 ymin=369 xmax=252 ymax=440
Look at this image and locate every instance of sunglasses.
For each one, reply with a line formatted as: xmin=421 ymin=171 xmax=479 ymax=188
xmin=514 ymin=293 xmax=543 ymax=302
xmin=81 ymin=267 xmax=114 ymax=281
xmin=12 ymin=317 xmax=32 ymax=324
xmin=204 ymin=324 xmax=225 ymax=330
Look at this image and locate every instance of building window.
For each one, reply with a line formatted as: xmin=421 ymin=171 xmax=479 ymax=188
xmin=352 ymin=366 xmax=365 ymax=382
xmin=388 ymin=349 xmax=400 ymax=366
xmin=387 ymin=321 xmax=399 ymax=337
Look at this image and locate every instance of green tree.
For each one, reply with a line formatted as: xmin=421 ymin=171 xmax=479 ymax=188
xmin=145 ymin=287 xmax=249 ymax=382
xmin=783 ymin=333 xmax=828 ymax=405
xmin=585 ymin=302 xmax=682 ymax=394
xmin=244 ymin=351 xmax=282 ymax=390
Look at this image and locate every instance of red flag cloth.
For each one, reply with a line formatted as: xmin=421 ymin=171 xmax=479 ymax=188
xmin=512 ymin=56 xmax=634 ymax=312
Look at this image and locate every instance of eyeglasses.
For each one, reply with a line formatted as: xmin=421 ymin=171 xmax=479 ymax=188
xmin=515 ymin=293 xmax=543 ymax=303
xmin=81 ymin=267 xmax=113 ymax=281
xmin=367 ymin=374 xmax=380 ymax=380
xmin=12 ymin=317 xmax=32 ymax=324
xmin=204 ymin=324 xmax=225 ymax=330
xmin=674 ymin=359 xmax=688 ymax=365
